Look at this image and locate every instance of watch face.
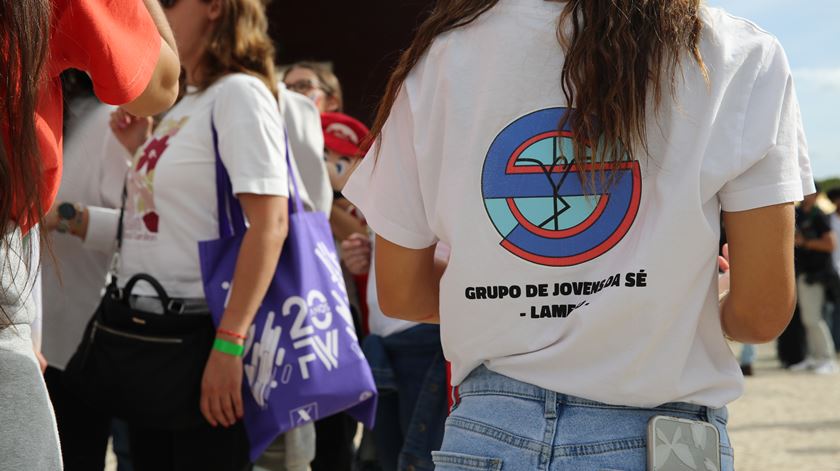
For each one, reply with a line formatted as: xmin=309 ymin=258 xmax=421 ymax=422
xmin=58 ymin=202 xmax=77 ymax=220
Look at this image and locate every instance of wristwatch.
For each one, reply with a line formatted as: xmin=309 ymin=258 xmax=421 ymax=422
xmin=56 ymin=202 xmax=83 ymax=234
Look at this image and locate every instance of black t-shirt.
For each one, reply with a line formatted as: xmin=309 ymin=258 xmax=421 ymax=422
xmin=795 ymin=206 xmax=833 ymax=274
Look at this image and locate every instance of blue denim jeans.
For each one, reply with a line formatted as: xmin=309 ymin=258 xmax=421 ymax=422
xmin=363 ymin=324 xmax=448 ymax=471
xmin=739 ymin=344 xmax=756 ymax=366
xmin=433 ymin=366 xmax=734 ymax=471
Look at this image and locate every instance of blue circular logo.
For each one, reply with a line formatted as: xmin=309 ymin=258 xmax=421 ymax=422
xmin=481 ymin=108 xmax=641 ymax=266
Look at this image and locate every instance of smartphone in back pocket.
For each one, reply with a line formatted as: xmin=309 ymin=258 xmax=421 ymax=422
xmin=647 ymin=415 xmax=721 ymax=471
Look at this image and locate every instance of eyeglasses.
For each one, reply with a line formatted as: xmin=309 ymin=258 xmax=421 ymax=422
xmin=159 ymin=0 xmax=177 ymax=8
xmin=285 ymin=79 xmax=320 ymax=95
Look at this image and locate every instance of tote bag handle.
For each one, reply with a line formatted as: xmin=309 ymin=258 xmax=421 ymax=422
xmin=210 ymin=113 xmax=305 ymax=239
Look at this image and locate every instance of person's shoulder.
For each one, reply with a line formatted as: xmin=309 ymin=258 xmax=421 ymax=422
xmin=701 ymin=6 xmax=783 ymax=63
xmin=279 ymin=84 xmax=319 ymax=118
xmin=213 ymin=73 xmax=276 ymax=103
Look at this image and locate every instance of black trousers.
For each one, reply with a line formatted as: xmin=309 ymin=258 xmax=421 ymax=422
xmin=777 ymin=304 xmax=807 ymax=367
xmin=44 ymin=366 xmax=112 ymax=471
xmin=128 ymin=420 xmax=251 ymax=471
xmin=311 ymin=413 xmax=358 ymax=471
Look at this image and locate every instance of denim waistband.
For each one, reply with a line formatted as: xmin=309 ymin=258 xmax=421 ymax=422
xmin=457 ymin=365 xmax=722 ymax=420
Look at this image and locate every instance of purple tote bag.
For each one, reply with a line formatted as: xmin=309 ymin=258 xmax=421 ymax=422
xmin=199 ymin=116 xmax=377 ymax=461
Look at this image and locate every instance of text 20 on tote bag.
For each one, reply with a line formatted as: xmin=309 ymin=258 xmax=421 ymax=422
xmin=199 ymin=117 xmax=377 ymax=461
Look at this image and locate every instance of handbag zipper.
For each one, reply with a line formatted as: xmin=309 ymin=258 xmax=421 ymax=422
xmin=93 ymin=321 xmax=184 ymax=344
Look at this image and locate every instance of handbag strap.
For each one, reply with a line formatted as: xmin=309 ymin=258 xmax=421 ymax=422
xmin=210 ymin=111 xmax=304 ymax=239
xmin=106 ymin=181 xmax=128 ymax=281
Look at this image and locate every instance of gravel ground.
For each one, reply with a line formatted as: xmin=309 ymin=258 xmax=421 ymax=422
xmin=727 ymin=342 xmax=840 ymax=471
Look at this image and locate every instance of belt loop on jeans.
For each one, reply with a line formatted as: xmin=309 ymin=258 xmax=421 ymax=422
xmin=544 ymin=390 xmax=558 ymax=419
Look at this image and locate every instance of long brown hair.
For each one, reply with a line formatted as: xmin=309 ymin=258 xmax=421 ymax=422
xmin=195 ymin=0 xmax=278 ymax=96
xmin=368 ymin=0 xmax=706 ymax=188
xmin=1 ymin=0 xmax=51 ymax=328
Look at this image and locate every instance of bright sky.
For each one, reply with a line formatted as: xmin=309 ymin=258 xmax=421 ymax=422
xmin=707 ymin=0 xmax=840 ymax=179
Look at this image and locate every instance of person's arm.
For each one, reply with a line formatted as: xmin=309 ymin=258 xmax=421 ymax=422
xmin=119 ymin=0 xmax=180 ymax=116
xmin=374 ymin=236 xmax=445 ymax=324
xmin=200 ymin=193 xmax=288 ymax=428
xmin=43 ymin=204 xmax=121 ymax=252
xmin=720 ymin=202 xmax=797 ymax=344
xmin=797 ymin=229 xmax=837 ymax=253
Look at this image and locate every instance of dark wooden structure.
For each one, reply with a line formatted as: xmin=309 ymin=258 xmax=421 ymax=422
xmin=268 ymin=0 xmax=431 ymax=124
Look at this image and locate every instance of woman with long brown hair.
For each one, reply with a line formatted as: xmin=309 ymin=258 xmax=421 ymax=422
xmin=1 ymin=0 xmax=179 ymax=468
xmin=60 ymin=0 xmax=311 ymax=468
xmin=344 ymin=0 xmax=811 ymax=469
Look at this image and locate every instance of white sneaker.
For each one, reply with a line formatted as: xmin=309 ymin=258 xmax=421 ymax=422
xmin=789 ymin=358 xmax=817 ymax=371
xmin=813 ymin=361 xmax=840 ymax=375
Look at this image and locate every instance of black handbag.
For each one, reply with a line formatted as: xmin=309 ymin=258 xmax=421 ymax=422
xmin=63 ymin=188 xmax=215 ymax=430
xmin=63 ymin=275 xmax=215 ymax=430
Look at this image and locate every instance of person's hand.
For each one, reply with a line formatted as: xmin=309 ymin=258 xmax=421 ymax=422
xmin=200 ymin=349 xmax=244 ymax=428
xmin=110 ymin=108 xmax=153 ymax=156
xmin=794 ymin=232 xmax=805 ymax=247
xmin=718 ymin=243 xmax=730 ymax=301
xmin=43 ymin=205 xmax=60 ymax=232
xmin=35 ymin=349 xmax=48 ymax=375
xmin=341 ymin=233 xmax=372 ymax=275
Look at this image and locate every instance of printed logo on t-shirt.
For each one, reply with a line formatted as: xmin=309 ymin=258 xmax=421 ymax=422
xmin=481 ymin=107 xmax=641 ymax=266
xmin=124 ymin=117 xmax=189 ymax=240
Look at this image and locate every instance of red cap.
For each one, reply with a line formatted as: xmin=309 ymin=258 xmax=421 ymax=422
xmin=321 ymin=112 xmax=370 ymax=159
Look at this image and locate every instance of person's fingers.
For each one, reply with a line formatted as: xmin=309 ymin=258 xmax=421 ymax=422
xmin=346 ymin=253 xmax=369 ymax=269
xmin=348 ymin=232 xmax=367 ymax=243
xmin=233 ymin=388 xmax=244 ymax=420
xmin=341 ymin=237 xmax=363 ymax=249
xmin=718 ymin=256 xmax=730 ymax=272
xmin=209 ymin=394 xmax=228 ymax=428
xmin=219 ymin=392 xmax=237 ymax=427
xmin=345 ymin=255 xmax=369 ymax=274
xmin=200 ymin=392 xmax=216 ymax=427
xmin=109 ymin=112 xmax=121 ymax=131
xmin=722 ymin=243 xmax=729 ymax=262
xmin=344 ymin=252 xmax=364 ymax=263
xmin=112 ymin=109 xmax=130 ymax=129
xmin=344 ymin=249 xmax=366 ymax=262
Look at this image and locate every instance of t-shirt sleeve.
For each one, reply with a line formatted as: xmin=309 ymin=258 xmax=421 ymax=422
xmin=83 ymin=206 xmax=121 ymax=253
xmin=55 ymin=0 xmax=161 ymax=105
xmin=719 ymin=39 xmax=813 ymax=212
xmin=343 ymin=87 xmax=437 ymax=249
xmin=213 ymin=77 xmax=289 ymax=198
xmin=813 ymin=212 xmax=831 ymax=238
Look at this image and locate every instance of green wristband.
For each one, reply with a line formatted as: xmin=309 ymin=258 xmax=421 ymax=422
xmin=213 ymin=338 xmax=245 ymax=357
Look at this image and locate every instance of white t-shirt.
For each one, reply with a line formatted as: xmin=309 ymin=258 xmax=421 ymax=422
xmin=42 ymin=98 xmax=128 ymax=368
xmin=831 ymin=213 xmax=840 ymax=274
xmin=279 ymin=83 xmax=333 ymax=215
xmin=344 ymin=3 xmax=813 ymax=408
xmin=120 ymin=74 xmax=310 ymax=298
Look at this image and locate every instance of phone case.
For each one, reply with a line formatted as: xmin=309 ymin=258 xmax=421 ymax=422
xmin=647 ymin=415 xmax=721 ymax=471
